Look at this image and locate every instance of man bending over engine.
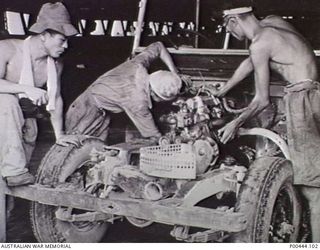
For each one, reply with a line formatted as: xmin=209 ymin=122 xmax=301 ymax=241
xmin=213 ymin=6 xmax=320 ymax=241
xmin=66 ymin=41 xmax=182 ymax=142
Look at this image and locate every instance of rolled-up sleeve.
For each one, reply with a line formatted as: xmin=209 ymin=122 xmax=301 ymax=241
xmin=123 ymin=104 xmax=161 ymax=138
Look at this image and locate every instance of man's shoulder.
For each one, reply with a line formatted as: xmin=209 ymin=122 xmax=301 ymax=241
xmin=131 ymin=42 xmax=163 ymax=66
xmin=260 ymin=16 xmax=300 ymax=35
xmin=143 ymin=41 xmax=163 ymax=51
xmin=258 ymin=27 xmax=279 ymax=38
xmin=255 ymin=20 xmax=305 ymax=48
xmin=254 ymin=23 xmax=293 ymax=47
xmin=0 ymin=39 xmax=23 ymax=55
xmin=261 ymin=15 xmax=286 ymax=26
xmin=251 ymin=29 xmax=275 ymax=49
xmin=136 ymin=42 xmax=164 ymax=57
xmin=0 ymin=38 xmax=23 ymax=47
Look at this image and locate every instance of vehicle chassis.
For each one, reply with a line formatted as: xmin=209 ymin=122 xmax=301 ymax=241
xmin=0 ymin=0 xmax=302 ymax=242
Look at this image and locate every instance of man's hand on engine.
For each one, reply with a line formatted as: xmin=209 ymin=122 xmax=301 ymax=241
xmin=210 ymin=83 xmax=227 ymax=98
xmin=179 ymin=74 xmax=194 ymax=93
xmin=218 ymin=120 xmax=240 ymax=144
xmin=179 ymin=74 xmax=192 ymax=86
xmin=213 ymin=88 xmax=225 ymax=98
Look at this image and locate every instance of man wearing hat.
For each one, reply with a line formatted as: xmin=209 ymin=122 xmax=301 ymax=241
xmin=0 ymin=2 xmax=78 ymax=186
xmin=214 ymin=5 xmax=320 ymax=242
xmin=65 ymin=41 xmax=182 ymax=142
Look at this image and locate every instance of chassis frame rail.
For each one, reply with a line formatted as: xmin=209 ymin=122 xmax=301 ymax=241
xmin=1 ymin=181 xmax=247 ymax=242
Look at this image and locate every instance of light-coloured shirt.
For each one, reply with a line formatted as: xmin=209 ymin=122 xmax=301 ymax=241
xmin=89 ymin=42 xmax=163 ymax=138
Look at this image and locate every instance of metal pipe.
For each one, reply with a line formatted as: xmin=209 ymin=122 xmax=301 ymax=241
xmin=131 ymin=0 xmax=148 ymax=55
xmin=195 ymin=0 xmax=200 ymax=48
xmin=134 ymin=46 xmax=250 ymax=55
xmin=144 ymin=182 xmax=163 ymax=201
xmin=134 ymin=46 xmax=320 ymax=57
xmin=0 ymin=177 xmax=6 ymax=242
xmin=223 ymin=32 xmax=231 ymax=49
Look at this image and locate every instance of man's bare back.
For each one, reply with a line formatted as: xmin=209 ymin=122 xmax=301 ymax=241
xmin=253 ymin=19 xmax=318 ymax=84
xmin=217 ymin=12 xmax=319 ymax=143
xmin=217 ymin=7 xmax=320 ymax=241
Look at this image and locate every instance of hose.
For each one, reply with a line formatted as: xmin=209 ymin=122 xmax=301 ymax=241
xmin=193 ymin=85 xmax=247 ymax=114
xmin=222 ymin=98 xmax=247 ymax=114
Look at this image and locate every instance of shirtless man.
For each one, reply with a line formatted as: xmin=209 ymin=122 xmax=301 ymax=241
xmin=0 ymin=2 xmax=78 ymax=186
xmin=214 ymin=6 xmax=320 ymax=242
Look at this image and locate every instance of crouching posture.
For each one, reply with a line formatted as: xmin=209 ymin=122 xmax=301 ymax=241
xmin=66 ymin=42 xmax=182 ymax=141
xmin=0 ymin=2 xmax=78 ymax=186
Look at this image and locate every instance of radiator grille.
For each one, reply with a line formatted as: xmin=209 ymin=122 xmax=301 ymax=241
xmin=140 ymin=144 xmax=196 ymax=179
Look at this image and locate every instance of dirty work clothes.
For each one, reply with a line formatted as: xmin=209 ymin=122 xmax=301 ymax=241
xmin=66 ymin=42 xmax=163 ymax=138
xmin=0 ymin=94 xmax=37 ymax=177
xmin=285 ymin=80 xmax=320 ymax=187
xmin=65 ymin=89 xmax=110 ymax=140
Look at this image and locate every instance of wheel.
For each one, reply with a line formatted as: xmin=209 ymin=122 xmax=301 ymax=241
xmin=232 ymin=156 xmax=301 ymax=242
xmin=30 ymin=137 xmax=110 ymax=243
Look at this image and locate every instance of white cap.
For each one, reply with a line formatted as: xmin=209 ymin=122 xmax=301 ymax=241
xmin=149 ymin=70 xmax=182 ymax=101
xmin=223 ymin=6 xmax=253 ymax=17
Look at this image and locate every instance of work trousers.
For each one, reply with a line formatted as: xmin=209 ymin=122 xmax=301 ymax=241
xmin=285 ymin=81 xmax=320 ymax=187
xmin=65 ymin=89 xmax=110 ymax=140
xmin=0 ymin=94 xmax=37 ymax=177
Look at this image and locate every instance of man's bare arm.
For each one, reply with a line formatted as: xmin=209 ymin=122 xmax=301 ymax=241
xmin=0 ymin=42 xmax=24 ymax=93
xmin=52 ymin=62 xmax=83 ymax=147
xmin=219 ymin=40 xmax=271 ymax=143
xmin=237 ymin=43 xmax=270 ymax=123
xmin=49 ymin=95 xmax=64 ymax=139
xmin=216 ymin=57 xmax=253 ymax=97
xmin=48 ymin=62 xmax=65 ymax=139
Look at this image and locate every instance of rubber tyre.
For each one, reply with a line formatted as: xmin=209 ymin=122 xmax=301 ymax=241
xmin=232 ymin=156 xmax=301 ymax=242
xmin=30 ymin=137 xmax=109 ymax=243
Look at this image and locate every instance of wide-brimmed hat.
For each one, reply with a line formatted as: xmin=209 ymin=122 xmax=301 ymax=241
xmin=29 ymin=2 xmax=78 ymax=36
xmin=149 ymin=71 xmax=182 ymax=101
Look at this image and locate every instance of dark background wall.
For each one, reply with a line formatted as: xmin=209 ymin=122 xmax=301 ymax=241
xmin=1 ymin=0 xmax=320 ymax=98
xmin=1 ymin=0 xmax=320 ymax=114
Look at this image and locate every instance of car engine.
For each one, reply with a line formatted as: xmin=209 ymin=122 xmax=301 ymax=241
xmin=81 ymin=84 xmax=255 ymax=206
